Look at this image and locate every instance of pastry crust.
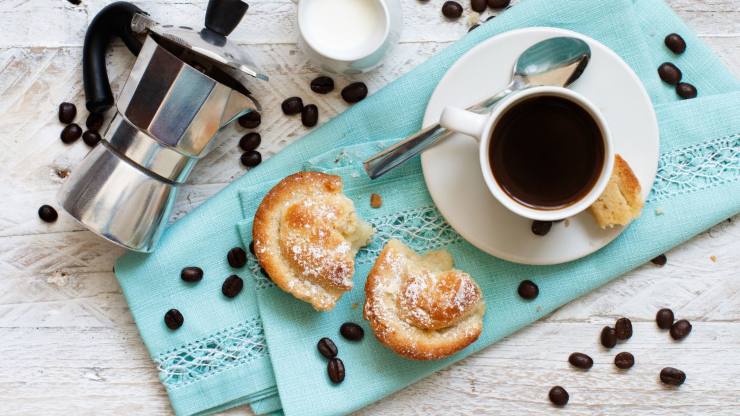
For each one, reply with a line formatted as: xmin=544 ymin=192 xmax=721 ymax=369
xmin=364 ymin=239 xmax=486 ymax=360
xmin=253 ymin=172 xmax=373 ymax=311
xmin=589 ymin=154 xmax=644 ymax=228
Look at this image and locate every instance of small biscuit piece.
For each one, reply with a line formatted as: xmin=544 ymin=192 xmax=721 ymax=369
xmin=589 ymin=155 xmax=643 ymax=228
xmin=364 ymin=239 xmax=486 ymax=360
xmin=253 ymin=172 xmax=373 ymax=311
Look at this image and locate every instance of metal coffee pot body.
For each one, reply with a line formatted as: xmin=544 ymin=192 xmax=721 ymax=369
xmin=58 ymin=1 xmax=267 ymax=252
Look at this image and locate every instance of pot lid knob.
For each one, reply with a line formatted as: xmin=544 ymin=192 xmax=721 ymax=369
xmin=205 ymin=0 xmax=248 ymax=37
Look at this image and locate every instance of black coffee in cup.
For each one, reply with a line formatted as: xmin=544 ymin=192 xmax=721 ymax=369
xmin=489 ymin=95 xmax=604 ymax=209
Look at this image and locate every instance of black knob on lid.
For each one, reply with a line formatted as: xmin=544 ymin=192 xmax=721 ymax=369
xmin=205 ymin=0 xmax=248 ymax=37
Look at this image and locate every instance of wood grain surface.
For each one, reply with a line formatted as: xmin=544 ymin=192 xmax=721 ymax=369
xmin=1 ymin=0 xmax=738 ymax=415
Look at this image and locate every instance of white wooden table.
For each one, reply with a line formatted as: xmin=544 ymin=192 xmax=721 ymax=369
xmin=1 ymin=1 xmax=738 ymax=414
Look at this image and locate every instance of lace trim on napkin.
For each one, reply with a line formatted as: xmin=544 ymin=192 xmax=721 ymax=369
xmin=648 ymin=133 xmax=740 ymax=202
xmin=155 ymin=318 xmax=268 ymax=389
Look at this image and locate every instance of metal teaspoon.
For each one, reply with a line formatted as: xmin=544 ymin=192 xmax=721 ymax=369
xmin=363 ymin=36 xmax=591 ymax=179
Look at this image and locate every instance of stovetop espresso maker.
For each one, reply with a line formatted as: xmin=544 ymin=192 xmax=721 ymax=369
xmin=58 ymin=0 xmax=267 ymax=252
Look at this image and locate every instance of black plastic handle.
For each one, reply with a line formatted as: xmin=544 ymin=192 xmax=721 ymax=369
xmin=83 ymin=2 xmax=145 ymax=113
xmin=205 ymin=0 xmax=248 ymax=37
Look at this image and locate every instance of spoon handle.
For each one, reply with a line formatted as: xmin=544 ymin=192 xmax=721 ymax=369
xmin=363 ymin=85 xmax=515 ymax=179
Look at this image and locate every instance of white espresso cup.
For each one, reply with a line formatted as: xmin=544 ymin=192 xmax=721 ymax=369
xmin=439 ymin=86 xmax=614 ymax=222
xmin=297 ymin=0 xmax=402 ymax=74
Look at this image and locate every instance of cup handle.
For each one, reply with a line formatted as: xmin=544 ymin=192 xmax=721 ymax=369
xmin=439 ymin=106 xmax=488 ymax=142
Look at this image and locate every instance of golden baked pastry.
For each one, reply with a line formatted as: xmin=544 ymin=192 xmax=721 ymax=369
xmin=253 ymin=172 xmax=373 ymax=311
xmin=364 ymin=239 xmax=486 ymax=360
xmin=589 ymin=154 xmax=644 ymax=228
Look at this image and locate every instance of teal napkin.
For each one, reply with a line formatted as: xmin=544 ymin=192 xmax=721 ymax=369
xmin=115 ymin=0 xmax=739 ymax=415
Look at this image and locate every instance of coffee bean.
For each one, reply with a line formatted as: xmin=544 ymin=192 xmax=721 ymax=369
xmin=488 ymin=0 xmax=510 ymax=8
xmin=239 ymin=132 xmax=261 ymax=152
xmin=664 ymin=33 xmax=686 ymax=54
xmin=38 ymin=205 xmax=58 ymax=223
xmin=601 ymin=326 xmax=617 ymax=348
xmin=181 ymin=266 xmax=203 ymax=283
xmin=341 ymin=82 xmax=368 ymax=104
xmin=241 ymin=151 xmax=262 ymax=167
xmin=468 ymin=24 xmax=480 ymax=32
xmin=238 ymin=111 xmax=261 ymax=129
xmin=670 ymin=319 xmax=692 ymax=340
xmin=82 ymin=130 xmax=101 ymax=147
xmin=676 ymin=82 xmax=697 ymax=99
xmin=301 ymin=104 xmax=319 ymax=127
xmin=651 ymin=254 xmax=667 ymax=266
xmin=86 ymin=112 xmax=104 ymax=132
xmin=227 ymin=247 xmax=247 ymax=268
xmin=60 ymin=123 xmax=82 ymax=144
xmin=317 ymin=337 xmax=338 ymax=358
xmin=281 ymin=97 xmax=304 ymax=115
xmin=660 ymin=367 xmax=686 ymax=386
xmin=442 ymin=1 xmax=463 ymax=19
xmin=164 ymin=308 xmax=184 ymax=330
xmin=58 ymin=102 xmax=77 ymax=124
xmin=531 ymin=220 xmax=552 ymax=236
xmin=548 ymin=386 xmax=568 ymax=406
xmin=249 ymin=241 xmax=255 ymax=255
xmin=658 ymin=62 xmax=682 ymax=85
xmin=656 ymin=308 xmax=674 ymax=329
xmin=471 ymin=0 xmax=487 ymax=12
xmin=222 ymin=275 xmax=244 ymax=298
xmin=615 ymin=317 xmax=633 ymax=340
xmin=614 ymin=352 xmax=635 ymax=369
xmin=327 ymin=357 xmax=345 ymax=383
xmin=310 ymin=76 xmax=335 ymax=94
xmin=568 ymin=352 xmax=593 ymax=370
xmin=340 ymin=322 xmax=364 ymax=341
xmin=517 ymin=280 xmax=539 ymax=300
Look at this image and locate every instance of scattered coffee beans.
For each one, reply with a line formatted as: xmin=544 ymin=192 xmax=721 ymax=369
xmin=568 ymin=352 xmax=593 ymax=370
xmin=60 ymin=123 xmax=82 ymax=144
xmin=340 ymin=322 xmax=365 ymax=341
xmin=658 ymin=62 xmax=682 ymax=85
xmin=82 ymin=130 xmax=101 ymax=147
xmin=669 ymin=319 xmax=692 ymax=340
xmin=615 ymin=317 xmax=633 ymax=340
xmin=238 ymin=111 xmax=261 ymax=129
xmin=281 ymin=97 xmax=304 ymax=115
xmin=651 ymin=254 xmax=667 ymax=266
xmin=227 ymin=247 xmax=247 ymax=268
xmin=676 ymin=82 xmax=697 ymax=99
xmin=656 ymin=308 xmax=674 ymax=329
xmin=531 ymin=220 xmax=552 ymax=236
xmin=58 ymin=102 xmax=77 ymax=124
xmin=327 ymin=357 xmax=345 ymax=383
xmin=181 ymin=266 xmax=204 ymax=283
xmin=310 ymin=76 xmax=335 ymax=94
xmin=164 ymin=308 xmax=184 ymax=330
xmin=471 ymin=0 xmax=487 ymax=12
xmin=600 ymin=326 xmax=617 ymax=348
xmin=517 ymin=280 xmax=539 ymax=300
xmin=664 ymin=33 xmax=686 ymax=54
xmin=38 ymin=205 xmax=58 ymax=223
xmin=241 ymin=151 xmax=262 ymax=167
xmin=301 ymin=104 xmax=319 ymax=127
xmin=660 ymin=367 xmax=686 ymax=386
xmin=86 ymin=112 xmax=104 ymax=132
xmin=239 ymin=132 xmax=261 ymax=152
xmin=222 ymin=275 xmax=244 ymax=298
xmin=341 ymin=82 xmax=368 ymax=104
xmin=548 ymin=386 xmax=569 ymax=406
xmin=249 ymin=241 xmax=255 ymax=255
xmin=317 ymin=337 xmax=338 ymax=358
xmin=441 ymin=1 xmax=463 ymax=19
xmin=370 ymin=193 xmax=382 ymax=208
xmin=614 ymin=352 xmax=635 ymax=369
xmin=488 ymin=0 xmax=510 ymax=8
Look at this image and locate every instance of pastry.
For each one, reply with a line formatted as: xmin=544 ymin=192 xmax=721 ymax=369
xmin=589 ymin=154 xmax=643 ymax=228
xmin=253 ymin=172 xmax=373 ymax=311
xmin=364 ymin=239 xmax=486 ymax=360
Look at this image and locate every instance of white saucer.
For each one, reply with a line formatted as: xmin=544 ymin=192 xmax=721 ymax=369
xmin=421 ymin=27 xmax=659 ymax=265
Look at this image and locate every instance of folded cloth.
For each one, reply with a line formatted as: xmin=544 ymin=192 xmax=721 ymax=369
xmin=114 ymin=0 xmax=739 ymax=414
